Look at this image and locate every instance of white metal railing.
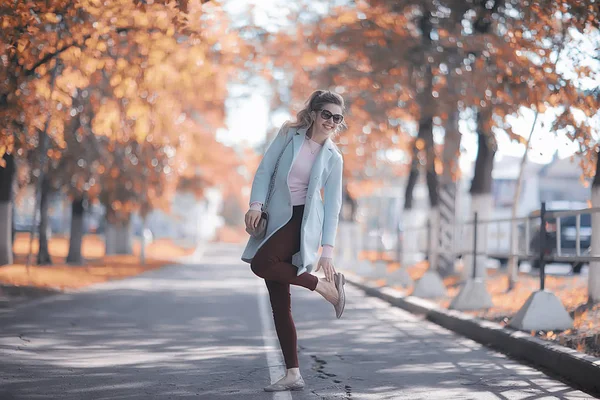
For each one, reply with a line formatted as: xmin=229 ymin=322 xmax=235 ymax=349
xmin=341 ymin=202 xmax=598 ymax=292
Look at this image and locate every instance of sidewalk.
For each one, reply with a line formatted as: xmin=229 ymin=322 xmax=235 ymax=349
xmin=343 ymin=269 xmax=600 ymax=397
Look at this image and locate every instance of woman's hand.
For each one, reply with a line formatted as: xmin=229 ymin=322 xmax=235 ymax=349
xmin=315 ymin=257 xmax=336 ymax=282
xmin=245 ymin=209 xmax=262 ymax=232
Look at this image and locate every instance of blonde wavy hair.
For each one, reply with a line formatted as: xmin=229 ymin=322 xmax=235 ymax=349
xmin=288 ymin=90 xmax=347 ymax=137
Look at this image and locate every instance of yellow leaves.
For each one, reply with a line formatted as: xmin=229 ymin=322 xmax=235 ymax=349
xmin=84 ymin=36 xmax=98 ymax=52
xmin=56 ymin=67 xmax=90 ymax=92
xmin=96 ymin=41 xmax=108 ymax=52
xmin=389 ymin=68 xmax=402 ymax=76
xmin=535 ymin=102 xmax=547 ymax=113
xmin=336 ymin=11 xmax=359 ymax=25
xmin=63 ymin=46 xmax=82 ymax=62
xmin=133 ymin=13 xmax=150 ymax=28
xmin=116 ymin=59 xmax=129 ymax=71
xmin=134 ymin=115 xmax=150 ymax=143
xmin=149 ymin=48 xmax=167 ymax=65
xmin=36 ymin=64 xmax=49 ymax=77
xmin=218 ymin=32 xmax=241 ymax=54
xmin=44 ymin=13 xmax=60 ymax=24
xmin=51 ymin=90 xmax=72 ymax=108
xmin=110 ymin=74 xmax=123 ymax=87
xmin=93 ymin=100 xmax=121 ymax=137
xmin=34 ymin=79 xmax=52 ymax=101
xmin=373 ymin=12 xmax=400 ymax=30
xmin=82 ymin=57 xmax=101 ymax=75
xmin=17 ymin=38 xmax=29 ymax=53
xmin=114 ymin=77 xmax=138 ymax=99
xmin=31 ymin=114 xmax=47 ymax=133
xmin=126 ymin=100 xmax=151 ymax=143
xmin=0 ymin=0 xmax=234 ymax=210
xmin=81 ymin=0 xmax=102 ymax=9
xmin=300 ymin=52 xmax=321 ymax=68
xmin=547 ymin=93 xmax=561 ymax=107
xmin=0 ymin=144 xmax=11 ymax=161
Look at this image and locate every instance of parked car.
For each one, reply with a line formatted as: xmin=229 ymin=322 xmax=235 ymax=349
xmin=526 ymin=204 xmax=591 ymax=274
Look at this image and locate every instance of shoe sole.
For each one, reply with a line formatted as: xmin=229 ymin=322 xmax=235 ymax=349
xmin=264 ymin=385 xmax=305 ymax=392
xmin=334 ymin=273 xmax=346 ymax=319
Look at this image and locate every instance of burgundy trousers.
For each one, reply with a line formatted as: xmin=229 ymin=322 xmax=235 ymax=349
xmin=250 ymin=205 xmax=319 ymax=369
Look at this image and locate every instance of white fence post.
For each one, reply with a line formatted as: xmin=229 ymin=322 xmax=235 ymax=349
xmin=450 ymin=212 xmax=493 ymax=310
xmin=413 ymin=209 xmax=447 ymax=299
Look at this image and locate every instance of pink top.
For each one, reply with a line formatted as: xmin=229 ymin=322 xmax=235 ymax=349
xmin=289 ymin=137 xmax=322 ymax=205
xmin=250 ymin=137 xmax=334 ymax=258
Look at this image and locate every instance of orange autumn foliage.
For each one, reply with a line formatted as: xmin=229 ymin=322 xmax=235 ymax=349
xmin=250 ymin=0 xmax=600 ymax=194
xmin=1 ymin=232 xmax=195 ymax=290
xmin=0 ymin=0 xmax=250 ymax=221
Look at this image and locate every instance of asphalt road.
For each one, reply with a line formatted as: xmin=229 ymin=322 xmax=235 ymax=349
xmin=0 ymin=243 xmax=595 ymax=399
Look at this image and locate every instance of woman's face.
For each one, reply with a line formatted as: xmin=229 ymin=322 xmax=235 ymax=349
xmin=312 ymin=103 xmax=344 ymax=136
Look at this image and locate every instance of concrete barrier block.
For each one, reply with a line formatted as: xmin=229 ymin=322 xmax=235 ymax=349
xmin=388 ymin=268 xmax=413 ymax=288
xmin=509 ymin=290 xmax=574 ymax=331
xmin=366 ymin=260 xmax=387 ymax=279
xmin=354 ymin=260 xmax=373 ymax=276
xmin=412 ymin=270 xmax=447 ymax=298
xmin=449 ymin=279 xmax=493 ymax=311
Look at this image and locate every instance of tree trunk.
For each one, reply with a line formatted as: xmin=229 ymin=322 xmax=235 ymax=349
xmin=438 ymin=110 xmax=461 ymax=276
xmin=404 ymin=140 xmax=420 ymax=211
xmin=342 ymin=182 xmax=357 ymax=221
xmin=11 ymin=202 xmax=16 ymax=249
xmin=402 ymin=9 xmax=439 ymax=267
xmin=424 ymin=122 xmax=439 ymax=208
xmin=403 ymin=118 xmax=440 ymax=268
xmin=589 ymin=148 xmax=600 ymax=304
xmin=67 ymin=197 xmax=85 ymax=264
xmin=507 ymin=111 xmax=538 ymax=290
xmin=140 ymin=217 xmax=149 ymax=265
xmin=37 ymin=176 xmax=52 ymax=265
xmin=422 ymin=115 xmax=440 ymax=270
xmin=404 ymin=109 xmax=439 ymax=208
xmin=441 ymin=111 xmax=461 ymax=184
xmin=402 ymin=143 xmax=420 ymax=267
xmin=105 ymin=214 xmax=133 ymax=255
xmin=470 ymin=111 xmax=496 ymax=195
xmin=463 ymin=109 xmax=496 ymax=280
xmin=405 ymin=8 xmax=436 ymax=210
xmin=0 ymin=153 xmax=15 ymax=266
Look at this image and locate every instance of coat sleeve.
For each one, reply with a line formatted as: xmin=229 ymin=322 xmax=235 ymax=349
xmin=249 ymin=122 xmax=291 ymax=207
xmin=322 ymin=155 xmax=343 ymax=247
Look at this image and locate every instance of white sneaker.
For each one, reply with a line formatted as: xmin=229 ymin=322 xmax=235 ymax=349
xmin=263 ymin=376 xmax=305 ymax=392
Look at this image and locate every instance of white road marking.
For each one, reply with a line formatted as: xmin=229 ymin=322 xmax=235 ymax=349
xmin=257 ymin=282 xmax=293 ymax=400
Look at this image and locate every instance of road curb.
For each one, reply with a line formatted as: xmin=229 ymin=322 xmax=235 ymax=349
xmin=347 ymin=276 xmax=600 ymax=397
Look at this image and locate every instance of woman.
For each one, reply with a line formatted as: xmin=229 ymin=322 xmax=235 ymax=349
xmin=241 ymin=90 xmax=346 ymax=392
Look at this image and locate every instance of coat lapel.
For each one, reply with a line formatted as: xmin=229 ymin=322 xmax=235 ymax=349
xmin=280 ymin=127 xmax=307 ymax=180
xmin=291 ymin=127 xmax=306 ymax=163
xmin=307 ymin=138 xmax=334 ymax=193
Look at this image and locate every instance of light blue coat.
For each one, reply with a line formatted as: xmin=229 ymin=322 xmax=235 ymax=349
xmin=241 ymin=124 xmax=343 ymax=276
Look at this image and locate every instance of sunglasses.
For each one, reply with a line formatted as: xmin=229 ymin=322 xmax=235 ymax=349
xmin=317 ymin=109 xmax=344 ymax=125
